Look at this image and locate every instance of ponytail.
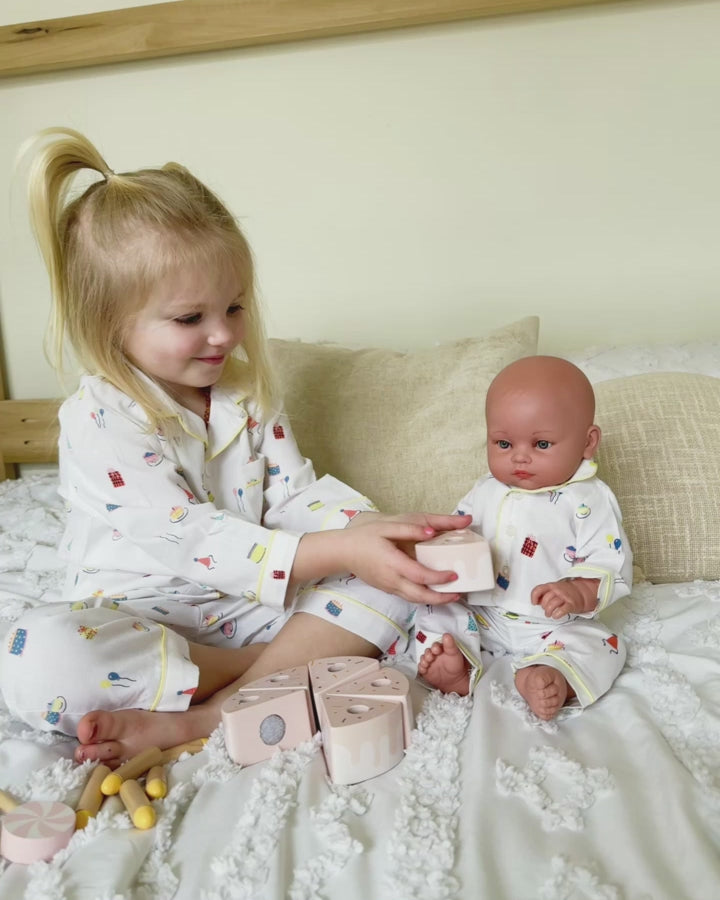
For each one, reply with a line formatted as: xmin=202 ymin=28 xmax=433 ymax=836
xmin=21 ymin=127 xmax=277 ymax=429
xmin=24 ymin=127 xmax=114 ymax=375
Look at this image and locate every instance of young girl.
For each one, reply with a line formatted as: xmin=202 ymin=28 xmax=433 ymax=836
xmin=0 ymin=127 xmax=469 ymax=767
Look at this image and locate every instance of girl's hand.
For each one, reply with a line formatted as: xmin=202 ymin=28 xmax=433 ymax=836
xmin=530 ymin=578 xmax=600 ymax=619
xmin=346 ymin=512 xmax=473 ymax=604
xmin=347 ymin=510 xmax=470 ymax=559
xmin=291 ymin=513 xmax=472 ymax=605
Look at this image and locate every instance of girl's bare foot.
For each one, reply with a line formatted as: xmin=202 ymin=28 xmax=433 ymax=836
xmin=73 ymin=613 xmax=379 ymax=767
xmin=514 ymin=664 xmax=571 ymax=720
xmin=74 ymin=702 xmax=222 ymax=767
xmin=417 ymin=633 xmax=471 ymax=696
xmin=73 ymin=641 xmax=267 ymax=767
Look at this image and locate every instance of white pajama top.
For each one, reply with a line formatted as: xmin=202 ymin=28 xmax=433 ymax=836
xmin=57 ymin=374 xmax=377 ymax=612
xmin=455 ymin=459 xmax=632 ymax=615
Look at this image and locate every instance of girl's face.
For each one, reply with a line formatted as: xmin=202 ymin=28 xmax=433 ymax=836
xmin=123 ymin=261 xmax=245 ymax=409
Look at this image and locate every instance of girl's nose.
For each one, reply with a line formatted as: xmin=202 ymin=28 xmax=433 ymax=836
xmin=207 ymin=321 xmax=234 ymax=346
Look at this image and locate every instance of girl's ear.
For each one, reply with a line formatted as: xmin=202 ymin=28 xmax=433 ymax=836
xmin=584 ymin=425 xmax=602 ymax=459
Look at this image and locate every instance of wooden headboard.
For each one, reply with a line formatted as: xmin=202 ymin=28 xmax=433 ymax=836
xmin=0 ymin=360 xmax=59 ymax=481
xmin=0 ymin=1 xmax=632 ymax=79
xmin=0 ymin=400 xmax=59 ymax=480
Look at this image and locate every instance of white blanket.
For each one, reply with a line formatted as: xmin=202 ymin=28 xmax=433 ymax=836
xmin=1 ymin=473 xmax=719 ymax=900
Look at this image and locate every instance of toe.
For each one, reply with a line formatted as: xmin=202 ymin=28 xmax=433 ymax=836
xmin=540 ymin=683 xmax=560 ymax=701
xmin=77 ymin=709 xmax=129 ymax=745
xmin=75 ymin=740 xmax=124 ymax=766
xmin=77 ymin=709 xmax=120 ymax=745
xmin=440 ymin=634 xmax=460 ymax=655
xmin=76 ymin=712 xmax=100 ymax=745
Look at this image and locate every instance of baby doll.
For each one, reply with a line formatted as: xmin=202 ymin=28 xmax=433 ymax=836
xmin=415 ymin=355 xmax=632 ymax=719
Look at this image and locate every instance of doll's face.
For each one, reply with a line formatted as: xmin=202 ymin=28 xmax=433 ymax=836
xmin=485 ymin=357 xmax=600 ymax=490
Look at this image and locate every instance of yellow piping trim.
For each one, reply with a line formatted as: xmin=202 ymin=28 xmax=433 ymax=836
xmin=491 ymin=492 xmax=512 ymax=559
xmin=150 ymin=625 xmax=168 ymax=711
xmin=173 ymin=415 xmax=207 ymax=447
xmin=520 ymin=650 xmax=595 ymax=704
xmin=254 ymin=531 xmax=278 ymax=605
xmin=302 ymin=586 xmax=409 ymax=641
xmin=566 ymin=564 xmax=613 ymax=610
xmin=455 ymin=640 xmax=483 ymax=672
xmin=506 ymin=460 xmax=598 ymax=495
xmin=206 ymin=432 xmax=245 ymax=462
xmin=206 ymin=401 xmax=248 ymax=461
xmin=170 ymin=392 xmax=249 ymax=458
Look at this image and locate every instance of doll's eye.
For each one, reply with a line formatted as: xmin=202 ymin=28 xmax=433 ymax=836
xmin=535 ymin=440 xmax=552 ymax=450
xmin=497 ymin=440 xmax=511 ymax=450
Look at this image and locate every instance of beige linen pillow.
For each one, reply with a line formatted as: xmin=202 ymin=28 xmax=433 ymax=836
xmin=595 ymin=372 xmax=720 ymax=583
xmin=270 ymin=316 xmax=539 ymax=515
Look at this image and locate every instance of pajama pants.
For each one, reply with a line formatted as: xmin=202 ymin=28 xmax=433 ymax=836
xmin=0 ymin=575 xmax=414 ymax=737
xmin=413 ymin=602 xmax=626 ymax=707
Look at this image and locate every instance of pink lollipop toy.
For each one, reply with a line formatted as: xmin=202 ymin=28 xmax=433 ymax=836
xmin=0 ymin=789 xmax=75 ymax=864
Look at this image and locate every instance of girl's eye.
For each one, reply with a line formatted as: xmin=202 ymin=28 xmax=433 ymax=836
xmin=536 ymin=440 xmax=552 ymax=450
xmin=175 ymin=313 xmax=201 ymax=326
xmin=227 ymin=304 xmax=244 ymax=316
xmin=497 ymin=440 xmax=511 ymax=450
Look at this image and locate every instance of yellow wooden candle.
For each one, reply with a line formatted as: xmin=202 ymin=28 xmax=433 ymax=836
xmin=144 ymin=765 xmax=168 ymax=799
xmin=158 ymin=738 xmax=208 ymax=764
xmin=101 ymin=747 xmax=163 ymax=796
xmin=75 ymin=764 xmax=111 ymax=829
xmin=119 ymin=780 xmax=156 ymax=830
xmin=0 ymin=789 xmax=19 ymax=813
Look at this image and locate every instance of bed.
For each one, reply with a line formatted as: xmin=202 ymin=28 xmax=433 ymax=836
xmin=1 ymin=316 xmax=719 ymax=900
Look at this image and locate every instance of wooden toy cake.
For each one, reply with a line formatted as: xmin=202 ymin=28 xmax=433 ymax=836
xmin=415 ymin=527 xmax=495 ymax=592
xmin=221 ymin=656 xmax=414 ymax=784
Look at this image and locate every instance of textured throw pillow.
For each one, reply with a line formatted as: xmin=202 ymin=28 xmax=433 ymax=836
xmin=270 ymin=316 xmax=539 ymax=515
xmin=595 ymin=372 xmax=720 ymax=584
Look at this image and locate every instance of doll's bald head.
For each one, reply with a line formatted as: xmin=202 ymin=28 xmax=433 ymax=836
xmin=485 ymin=356 xmax=600 ymax=489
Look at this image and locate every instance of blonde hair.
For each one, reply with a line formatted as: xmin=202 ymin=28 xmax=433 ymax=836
xmin=24 ymin=126 xmax=276 ymax=431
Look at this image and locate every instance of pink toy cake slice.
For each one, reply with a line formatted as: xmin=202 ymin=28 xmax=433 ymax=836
xmin=307 ymin=655 xmax=380 ymax=696
xmin=318 ymin=694 xmax=405 ymax=785
xmin=415 ymin=528 xmax=495 ymax=592
xmin=236 ymin=664 xmax=310 ymax=692
xmin=221 ymin=687 xmax=315 ymax=766
xmin=328 ymin=666 xmax=414 ymax=746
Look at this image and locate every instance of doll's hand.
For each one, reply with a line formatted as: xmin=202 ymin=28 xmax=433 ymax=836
xmin=530 ymin=578 xmax=600 ymax=619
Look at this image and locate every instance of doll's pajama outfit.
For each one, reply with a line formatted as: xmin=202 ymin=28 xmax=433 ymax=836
xmin=413 ymin=460 xmax=632 ymax=707
xmin=1 ymin=374 xmax=414 ymax=735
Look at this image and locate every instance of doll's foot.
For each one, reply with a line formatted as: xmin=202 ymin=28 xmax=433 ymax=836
xmin=514 ymin=665 xmax=572 ymax=720
xmin=417 ymin=633 xmax=471 ymax=696
xmin=74 ymin=705 xmax=217 ymax=768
